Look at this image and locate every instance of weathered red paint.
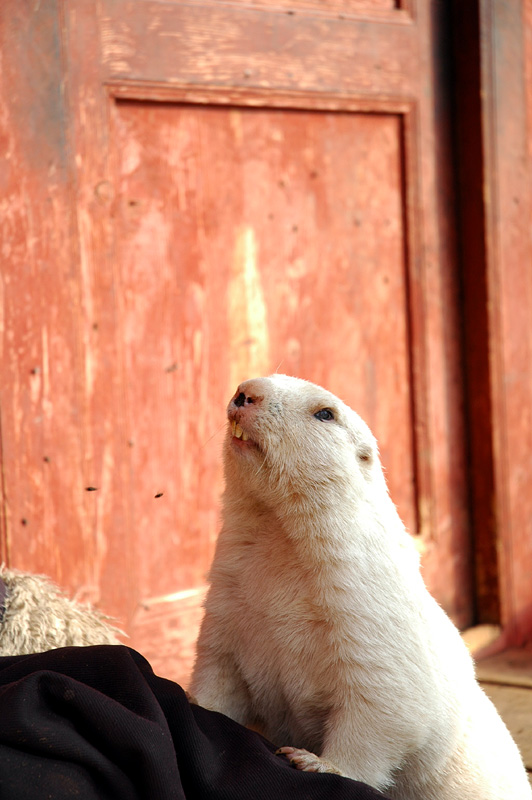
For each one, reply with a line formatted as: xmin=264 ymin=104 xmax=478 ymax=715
xmin=0 ymin=0 xmax=494 ymax=685
xmin=477 ymin=0 xmax=532 ymax=647
xmin=0 ymin=1 xmax=93 ymax=587
xmin=113 ymin=102 xmax=416 ymax=531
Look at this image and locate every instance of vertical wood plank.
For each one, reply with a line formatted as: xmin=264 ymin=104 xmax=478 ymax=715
xmin=451 ymin=0 xmax=500 ymax=625
xmin=479 ymin=0 xmax=532 ymax=644
xmin=61 ymin=0 xmax=138 ymax=624
xmin=0 ymin=0 xmax=93 ymax=589
xmin=406 ymin=1 xmax=472 ymax=626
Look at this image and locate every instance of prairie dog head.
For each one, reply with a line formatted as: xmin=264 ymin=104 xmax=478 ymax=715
xmin=224 ymin=374 xmax=388 ymax=509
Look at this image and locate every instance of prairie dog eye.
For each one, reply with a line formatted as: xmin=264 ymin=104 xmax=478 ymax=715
xmin=314 ymin=408 xmax=335 ymax=421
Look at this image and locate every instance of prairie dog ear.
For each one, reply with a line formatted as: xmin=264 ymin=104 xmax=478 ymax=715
xmin=357 ymin=443 xmax=373 ymax=464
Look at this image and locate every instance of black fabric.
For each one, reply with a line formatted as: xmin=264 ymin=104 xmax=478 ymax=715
xmin=0 ymin=645 xmax=392 ymax=799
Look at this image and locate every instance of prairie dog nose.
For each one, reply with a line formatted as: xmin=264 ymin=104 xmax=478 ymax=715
xmin=230 ymin=380 xmax=266 ymax=410
xmin=233 ymin=392 xmax=247 ymax=407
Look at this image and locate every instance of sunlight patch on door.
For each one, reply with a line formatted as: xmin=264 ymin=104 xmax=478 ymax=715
xmin=229 ymin=225 xmax=270 ymax=387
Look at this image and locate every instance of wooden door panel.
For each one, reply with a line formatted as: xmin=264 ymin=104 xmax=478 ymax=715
xmin=113 ymin=100 xmax=415 ymax=560
xmin=101 ymin=0 xmax=417 ymax=96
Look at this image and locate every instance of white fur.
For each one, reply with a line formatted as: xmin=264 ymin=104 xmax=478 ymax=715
xmin=0 ymin=566 xmax=122 ymax=655
xmin=190 ymin=374 xmax=531 ymax=799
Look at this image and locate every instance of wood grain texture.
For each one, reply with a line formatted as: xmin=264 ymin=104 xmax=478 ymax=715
xmin=0 ymin=0 xmax=94 ymax=591
xmin=60 ymin=0 xmax=140 ymax=626
xmin=478 ymin=0 xmax=532 ymax=645
xmin=111 ymin=103 xmax=417 ymax=591
xmin=100 ymin=0 xmax=418 ymax=95
xmin=403 ymin=0 xmax=471 ymax=625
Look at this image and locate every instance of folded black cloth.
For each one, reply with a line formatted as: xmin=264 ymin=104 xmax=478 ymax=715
xmin=0 ymin=645 xmax=391 ymax=799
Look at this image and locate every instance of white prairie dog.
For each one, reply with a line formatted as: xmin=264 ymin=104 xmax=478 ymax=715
xmin=190 ymin=374 xmax=531 ymax=800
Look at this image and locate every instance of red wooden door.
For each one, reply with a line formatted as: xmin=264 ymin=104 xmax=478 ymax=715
xmin=0 ymin=0 xmax=471 ymax=683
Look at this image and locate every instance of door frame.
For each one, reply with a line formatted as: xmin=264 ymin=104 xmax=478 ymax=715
xmin=453 ymin=0 xmax=532 ymax=648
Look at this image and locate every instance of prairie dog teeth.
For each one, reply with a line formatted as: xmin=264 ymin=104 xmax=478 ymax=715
xmin=231 ymin=421 xmax=249 ymax=442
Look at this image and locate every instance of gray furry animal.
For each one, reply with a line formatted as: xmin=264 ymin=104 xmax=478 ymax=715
xmin=0 ymin=566 xmax=122 ymax=655
xmin=191 ymin=374 xmax=532 ymax=800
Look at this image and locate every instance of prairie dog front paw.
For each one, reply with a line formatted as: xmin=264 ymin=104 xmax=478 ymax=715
xmin=276 ymin=746 xmax=343 ymax=775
